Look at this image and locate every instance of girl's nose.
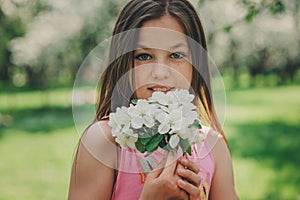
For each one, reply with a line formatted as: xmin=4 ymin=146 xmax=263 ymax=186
xmin=151 ymin=63 xmax=171 ymax=80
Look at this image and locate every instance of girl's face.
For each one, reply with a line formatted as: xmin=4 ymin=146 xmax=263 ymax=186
xmin=134 ymin=15 xmax=193 ymax=99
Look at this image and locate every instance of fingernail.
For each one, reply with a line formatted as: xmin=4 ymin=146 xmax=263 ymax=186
xmin=178 ymin=168 xmax=184 ymax=174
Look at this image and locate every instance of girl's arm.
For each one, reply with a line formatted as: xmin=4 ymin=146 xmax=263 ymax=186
xmin=209 ymin=134 xmax=240 ymax=200
xmin=68 ymin=121 xmax=117 ymax=200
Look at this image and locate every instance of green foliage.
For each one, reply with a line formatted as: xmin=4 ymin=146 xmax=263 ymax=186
xmin=268 ymin=0 xmax=285 ymax=14
xmin=242 ymin=0 xmax=285 ymax=23
xmin=1 ymin=0 xmax=298 ymax=88
xmin=135 ymin=139 xmax=146 ymax=153
xmin=245 ymin=5 xmax=260 ymax=23
xmin=131 ymin=99 xmax=138 ymax=104
xmin=223 ymin=24 xmax=233 ymax=33
xmin=145 ymin=134 xmax=164 ymax=155
xmin=134 ymin=119 xmax=202 ymax=156
xmin=179 ymin=139 xmax=192 ymax=155
xmin=193 ymin=119 xmax=202 ymax=129
xmin=0 ymin=9 xmax=25 ymax=82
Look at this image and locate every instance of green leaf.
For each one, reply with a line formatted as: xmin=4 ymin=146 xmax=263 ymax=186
xmin=131 ymin=99 xmax=138 ymax=104
xmin=269 ymin=1 xmax=285 ymax=14
xmin=179 ymin=139 xmax=191 ymax=153
xmin=223 ymin=24 xmax=233 ymax=33
xmin=159 ymin=137 xmax=167 ymax=148
xmin=145 ymin=134 xmax=164 ymax=154
xmin=160 ymin=143 xmax=173 ymax=152
xmin=140 ymin=134 xmax=153 ymax=145
xmin=135 ymin=139 xmax=146 ymax=153
xmin=179 ymin=139 xmax=192 ymax=155
xmin=246 ymin=5 xmax=259 ymax=23
xmin=193 ymin=119 xmax=202 ymax=129
xmin=186 ymin=146 xmax=192 ymax=155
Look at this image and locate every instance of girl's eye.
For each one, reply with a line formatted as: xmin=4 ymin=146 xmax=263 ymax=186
xmin=170 ymin=52 xmax=185 ymax=59
xmin=135 ymin=54 xmax=152 ymax=61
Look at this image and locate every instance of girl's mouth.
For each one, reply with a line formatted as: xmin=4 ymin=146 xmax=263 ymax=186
xmin=147 ymin=85 xmax=175 ymax=93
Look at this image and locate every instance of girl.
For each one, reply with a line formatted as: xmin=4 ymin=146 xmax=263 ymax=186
xmin=68 ymin=0 xmax=239 ymax=199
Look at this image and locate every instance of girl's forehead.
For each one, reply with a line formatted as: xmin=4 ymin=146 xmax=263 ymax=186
xmin=136 ymin=15 xmax=188 ymax=50
xmin=136 ymin=27 xmax=188 ymax=50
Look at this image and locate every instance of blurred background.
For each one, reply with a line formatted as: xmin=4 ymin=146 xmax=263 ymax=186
xmin=0 ymin=0 xmax=299 ymax=199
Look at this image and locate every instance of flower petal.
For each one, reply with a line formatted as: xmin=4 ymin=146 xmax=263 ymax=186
xmin=158 ymin=123 xmax=170 ymax=134
xmin=143 ymin=115 xmax=155 ymax=128
xmin=169 ymin=134 xmax=180 ymax=148
xmin=156 ymin=111 xmax=167 ymax=123
xmin=131 ymin=117 xmax=143 ymax=129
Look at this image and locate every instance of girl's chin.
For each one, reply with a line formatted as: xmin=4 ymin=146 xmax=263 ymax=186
xmin=135 ymin=91 xmax=151 ymax=99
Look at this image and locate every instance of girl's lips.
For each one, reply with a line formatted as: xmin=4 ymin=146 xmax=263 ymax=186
xmin=147 ymin=85 xmax=175 ymax=92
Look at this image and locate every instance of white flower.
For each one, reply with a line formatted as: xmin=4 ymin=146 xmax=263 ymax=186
xmin=158 ymin=109 xmax=183 ymax=134
xmin=173 ymin=89 xmax=194 ymax=105
xmin=149 ymin=91 xmax=176 ymax=105
xmin=115 ymin=130 xmax=138 ymax=149
xmin=108 ymin=89 xmax=204 ymax=155
xmin=109 ymin=107 xmax=131 ymax=126
xmin=109 ymin=107 xmax=131 ymax=136
xmin=128 ymin=100 xmax=156 ymax=128
xmin=169 ymin=134 xmax=180 ymax=148
xmin=182 ymin=107 xmax=198 ymax=125
xmin=150 ymin=89 xmax=194 ymax=105
xmin=177 ymin=127 xmax=198 ymax=142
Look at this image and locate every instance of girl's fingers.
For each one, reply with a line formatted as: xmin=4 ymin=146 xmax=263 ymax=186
xmin=161 ymin=151 xmax=178 ymax=176
xmin=177 ymin=179 xmax=200 ymax=199
xmin=177 ymin=165 xmax=201 ymax=187
xmin=147 ymin=153 xmax=168 ymax=179
xmin=178 ymin=157 xmax=200 ymax=174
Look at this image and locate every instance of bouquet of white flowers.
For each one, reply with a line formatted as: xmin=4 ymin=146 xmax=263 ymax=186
xmin=108 ymin=89 xmax=204 ymax=156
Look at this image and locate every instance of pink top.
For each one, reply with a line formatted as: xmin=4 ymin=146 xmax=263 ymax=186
xmin=111 ymin=127 xmax=215 ymax=200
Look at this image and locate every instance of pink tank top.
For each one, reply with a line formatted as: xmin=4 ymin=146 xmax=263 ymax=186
xmin=111 ymin=127 xmax=215 ymax=200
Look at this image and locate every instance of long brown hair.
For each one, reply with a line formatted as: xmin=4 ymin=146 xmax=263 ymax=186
xmin=96 ymin=0 xmax=227 ymax=144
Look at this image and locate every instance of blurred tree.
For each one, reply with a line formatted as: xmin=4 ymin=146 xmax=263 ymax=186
xmin=1 ymin=0 xmax=298 ymax=88
xmin=0 ymin=7 xmax=24 ymax=83
xmin=67 ymin=0 xmax=121 ymax=82
xmin=228 ymin=37 xmax=240 ymax=87
xmin=8 ymin=0 xmax=123 ymax=88
xmin=245 ymin=47 xmax=269 ymax=86
xmin=200 ymin=0 xmax=299 ymax=87
xmin=0 ymin=0 xmax=52 ymax=87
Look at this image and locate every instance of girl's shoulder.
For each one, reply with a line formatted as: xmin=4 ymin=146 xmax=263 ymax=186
xmin=200 ymin=126 xmax=223 ymax=148
xmin=200 ymin=127 xmax=239 ymax=199
xmin=80 ymin=120 xmax=117 ymax=166
xmin=69 ymin=120 xmax=117 ymax=199
xmin=82 ymin=119 xmax=115 ymax=144
xmin=200 ymin=126 xmax=229 ymax=162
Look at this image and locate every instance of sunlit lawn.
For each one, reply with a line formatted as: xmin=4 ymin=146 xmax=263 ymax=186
xmin=0 ymin=89 xmax=79 ymax=200
xmin=0 ymin=85 xmax=299 ymax=199
xmin=225 ymin=85 xmax=300 ymax=200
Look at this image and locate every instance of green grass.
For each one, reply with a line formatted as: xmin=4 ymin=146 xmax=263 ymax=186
xmin=225 ymin=85 xmax=300 ymax=200
xmin=0 ymin=89 xmax=79 ymax=200
xmin=0 ymin=128 xmax=78 ymax=200
xmin=0 ymin=88 xmax=72 ymax=112
xmin=0 ymin=84 xmax=299 ymax=199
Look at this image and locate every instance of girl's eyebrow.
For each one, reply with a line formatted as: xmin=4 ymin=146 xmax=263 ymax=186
xmin=135 ymin=42 xmax=188 ymax=50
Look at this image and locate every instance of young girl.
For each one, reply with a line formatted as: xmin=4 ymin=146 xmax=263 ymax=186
xmin=68 ymin=0 xmax=239 ymax=199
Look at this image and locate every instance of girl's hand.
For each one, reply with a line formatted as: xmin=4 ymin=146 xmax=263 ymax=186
xmin=176 ymin=157 xmax=201 ymax=200
xmin=139 ymin=152 xmax=189 ymax=200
